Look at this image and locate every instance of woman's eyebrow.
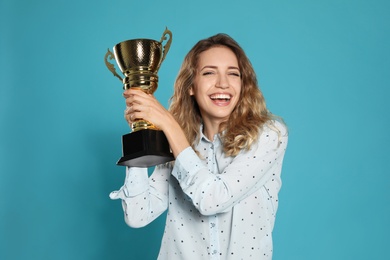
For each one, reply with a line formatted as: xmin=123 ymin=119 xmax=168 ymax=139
xmin=200 ymin=65 xmax=217 ymax=71
xmin=200 ymin=65 xmax=240 ymax=70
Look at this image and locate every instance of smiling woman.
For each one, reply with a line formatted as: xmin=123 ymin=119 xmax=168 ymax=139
xmin=110 ymin=33 xmax=288 ymax=259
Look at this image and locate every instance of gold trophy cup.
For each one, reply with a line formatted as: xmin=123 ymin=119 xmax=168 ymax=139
xmin=104 ymin=28 xmax=174 ymax=167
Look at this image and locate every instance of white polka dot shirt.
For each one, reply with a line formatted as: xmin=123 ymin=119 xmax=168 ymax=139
xmin=110 ymin=120 xmax=288 ymax=259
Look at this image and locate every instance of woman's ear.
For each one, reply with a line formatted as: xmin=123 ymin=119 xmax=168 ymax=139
xmin=189 ymin=86 xmax=194 ymax=96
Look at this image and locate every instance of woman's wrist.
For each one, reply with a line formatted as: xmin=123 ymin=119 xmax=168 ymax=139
xmin=160 ymin=114 xmax=190 ymax=158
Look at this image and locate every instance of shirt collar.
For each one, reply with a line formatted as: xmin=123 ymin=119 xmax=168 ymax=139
xmin=199 ymin=124 xmax=222 ymax=147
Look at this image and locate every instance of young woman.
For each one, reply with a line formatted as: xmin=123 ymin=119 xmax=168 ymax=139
xmin=110 ymin=33 xmax=288 ymax=259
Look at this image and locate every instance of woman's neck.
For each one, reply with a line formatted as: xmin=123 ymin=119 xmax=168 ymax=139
xmin=202 ymin=119 xmax=224 ymax=141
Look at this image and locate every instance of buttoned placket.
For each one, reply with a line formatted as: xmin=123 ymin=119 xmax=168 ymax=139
xmin=205 ymin=138 xmax=221 ymax=260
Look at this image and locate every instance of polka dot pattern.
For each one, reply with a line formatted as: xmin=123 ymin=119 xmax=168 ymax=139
xmin=110 ymin=121 xmax=288 ymax=259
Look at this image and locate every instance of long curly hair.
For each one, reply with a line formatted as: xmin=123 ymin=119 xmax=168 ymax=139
xmin=169 ymin=33 xmax=273 ymax=156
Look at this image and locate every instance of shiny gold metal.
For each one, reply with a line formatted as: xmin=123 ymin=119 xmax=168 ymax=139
xmin=104 ymin=27 xmax=172 ymax=132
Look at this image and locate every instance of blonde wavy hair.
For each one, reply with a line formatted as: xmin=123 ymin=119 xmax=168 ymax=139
xmin=169 ymin=33 xmax=273 ymax=157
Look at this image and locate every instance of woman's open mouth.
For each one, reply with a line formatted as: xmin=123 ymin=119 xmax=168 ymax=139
xmin=209 ymin=93 xmax=232 ymax=106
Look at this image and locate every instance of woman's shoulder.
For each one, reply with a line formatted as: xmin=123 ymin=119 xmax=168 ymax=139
xmin=262 ymin=119 xmax=288 ymax=137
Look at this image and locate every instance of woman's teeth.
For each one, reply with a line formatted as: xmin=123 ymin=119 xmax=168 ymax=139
xmin=210 ymin=94 xmax=231 ymax=101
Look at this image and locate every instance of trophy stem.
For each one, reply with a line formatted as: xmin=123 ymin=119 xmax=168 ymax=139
xmin=132 ymin=120 xmax=159 ymax=132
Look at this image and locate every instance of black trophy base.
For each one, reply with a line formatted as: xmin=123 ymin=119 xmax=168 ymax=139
xmin=117 ymin=129 xmax=174 ymax=167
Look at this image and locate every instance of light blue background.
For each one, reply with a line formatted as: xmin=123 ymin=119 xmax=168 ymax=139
xmin=1 ymin=0 xmax=389 ymax=259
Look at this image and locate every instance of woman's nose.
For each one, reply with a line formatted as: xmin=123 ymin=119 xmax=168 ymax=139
xmin=216 ymin=74 xmax=229 ymax=89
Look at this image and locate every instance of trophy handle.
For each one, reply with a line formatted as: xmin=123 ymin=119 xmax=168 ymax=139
xmin=104 ymin=49 xmax=123 ymax=82
xmin=157 ymin=27 xmax=173 ymax=71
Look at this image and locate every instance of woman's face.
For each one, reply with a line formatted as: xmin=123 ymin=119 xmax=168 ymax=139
xmin=190 ymin=46 xmax=241 ymax=124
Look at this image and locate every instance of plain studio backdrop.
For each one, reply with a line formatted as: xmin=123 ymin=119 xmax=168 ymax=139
xmin=1 ymin=0 xmax=389 ymax=259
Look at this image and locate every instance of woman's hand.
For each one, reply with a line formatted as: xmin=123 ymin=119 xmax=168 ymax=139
xmin=123 ymin=88 xmax=170 ymax=130
xmin=123 ymin=88 xmax=191 ymax=158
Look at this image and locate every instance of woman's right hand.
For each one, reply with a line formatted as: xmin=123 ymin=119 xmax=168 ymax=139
xmin=123 ymin=88 xmax=191 ymax=158
xmin=123 ymin=88 xmax=170 ymax=130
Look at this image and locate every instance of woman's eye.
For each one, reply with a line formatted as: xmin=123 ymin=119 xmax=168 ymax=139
xmin=229 ymin=72 xmax=241 ymax=77
xmin=202 ymin=71 xmax=214 ymax=76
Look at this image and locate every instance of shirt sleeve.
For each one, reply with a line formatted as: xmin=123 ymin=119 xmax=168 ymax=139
xmin=172 ymin=121 xmax=288 ymax=216
xmin=109 ymin=164 xmax=171 ymax=228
